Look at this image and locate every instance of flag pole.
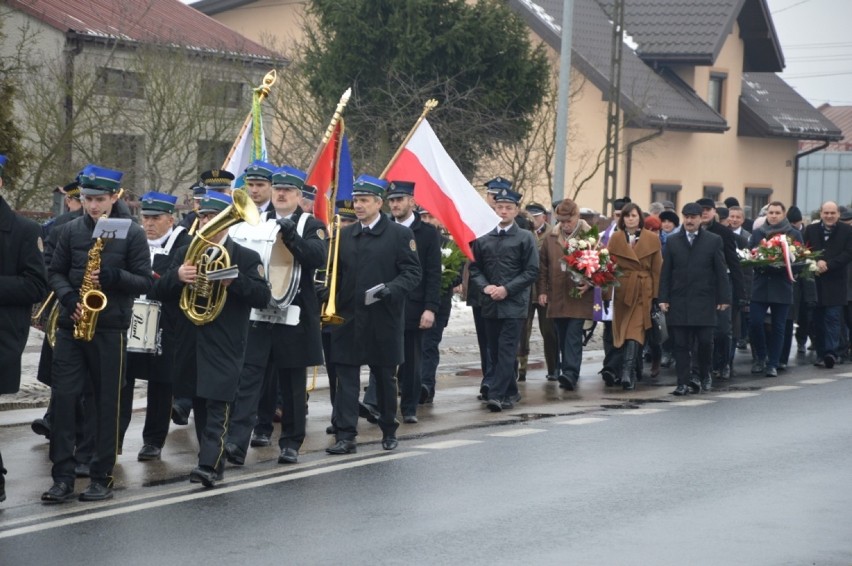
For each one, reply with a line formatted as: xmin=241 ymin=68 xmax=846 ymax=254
xmin=306 ymin=88 xmax=352 ymax=177
xmin=379 ymin=99 xmax=439 ymax=179
xmin=220 ymin=69 xmax=277 ymax=170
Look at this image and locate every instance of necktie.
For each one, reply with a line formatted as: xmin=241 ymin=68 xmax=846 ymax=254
xmin=687 ymin=232 xmax=695 ymax=246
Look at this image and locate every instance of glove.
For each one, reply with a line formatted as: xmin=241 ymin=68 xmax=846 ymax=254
xmin=375 ymin=287 xmax=392 ymax=301
xmin=98 ymin=267 xmax=120 ymax=288
xmin=277 ymin=218 xmax=297 ymax=243
xmin=60 ymin=292 xmax=80 ymax=313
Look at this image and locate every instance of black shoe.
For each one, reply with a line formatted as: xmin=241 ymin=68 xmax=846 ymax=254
xmin=79 ymin=482 xmax=114 ymax=502
xmin=419 ymin=386 xmax=430 ymax=404
xmin=31 ymin=418 xmax=51 ymax=439
xmin=719 ymin=366 xmax=731 ymax=381
xmin=224 ymin=443 xmax=245 ymax=466
xmin=250 ymin=433 xmax=271 ymax=448
xmin=326 ymin=440 xmax=357 ymax=455
xmin=478 ymin=385 xmax=490 ymax=402
xmin=687 ymin=379 xmax=702 ymax=394
xmin=765 ymin=366 xmax=778 ymax=377
xmin=672 ymin=384 xmax=689 ymax=396
xmin=326 ymin=425 xmax=336 ymax=435
xmin=137 ymin=444 xmax=161 ymax=461
xmin=0 ymin=481 xmax=4 ymax=503
xmin=701 ymin=375 xmax=713 ymax=392
xmin=751 ymin=360 xmax=766 ymax=374
xmin=486 ymin=399 xmax=503 ymax=412
xmin=557 ymin=374 xmax=576 ymax=391
xmin=382 ymin=436 xmax=398 ymax=451
xmin=171 ymin=404 xmax=189 ymax=426
xmin=736 ymin=339 xmax=748 ymax=351
xmin=74 ymin=463 xmax=91 ymax=478
xmin=403 ymin=415 xmax=418 ymax=424
xmin=189 ymin=466 xmax=217 ymax=488
xmin=500 ymin=399 xmax=514 ymax=410
xmin=660 ymin=354 xmax=674 ymax=369
xmin=600 ymin=369 xmax=617 ymax=386
xmin=824 ymin=354 xmax=836 ymax=369
xmin=41 ymin=481 xmax=75 ymax=503
xmin=278 ymin=447 xmax=299 ymax=464
xmin=517 ymin=373 xmax=526 ymax=382
xmin=358 ymin=402 xmax=380 ymax=424
xmin=796 ymin=342 xmax=807 ymax=355
xmin=776 ymin=362 xmax=787 ymax=371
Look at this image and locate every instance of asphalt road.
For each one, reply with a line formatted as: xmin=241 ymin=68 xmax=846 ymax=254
xmin=2 ymin=367 xmax=850 ymax=565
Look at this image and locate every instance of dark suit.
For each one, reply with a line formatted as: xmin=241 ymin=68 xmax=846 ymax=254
xmin=329 ymin=214 xmax=421 ymax=442
xmin=659 ymin=229 xmax=730 ymax=387
xmin=704 ymin=220 xmax=744 ymax=374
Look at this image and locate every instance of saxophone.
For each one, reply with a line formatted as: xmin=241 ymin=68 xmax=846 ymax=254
xmin=73 ymin=237 xmax=108 ymax=341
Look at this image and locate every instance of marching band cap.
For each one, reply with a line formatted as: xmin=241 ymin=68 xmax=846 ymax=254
xmin=244 ymin=160 xmax=275 ymax=182
xmin=525 ymin=202 xmax=547 ymax=216
xmin=336 ymin=199 xmax=356 ymax=220
xmin=191 ymin=183 xmax=206 ymax=199
xmin=0 ymin=154 xmax=7 ymax=175
xmin=493 ymin=187 xmax=521 ymax=205
xmin=415 ymin=205 xmax=429 ymax=215
xmin=272 ymin=166 xmax=306 ymax=190
xmin=78 ymin=164 xmax=123 ymax=195
xmin=386 ymin=180 xmax=415 ymax=198
xmin=351 ymin=174 xmax=388 ymax=199
xmin=62 ymin=180 xmax=81 ymax=199
xmin=197 ymin=191 xmax=232 ymax=214
xmin=199 ymin=169 xmax=234 ymax=190
xmin=301 ymin=184 xmax=317 ymax=201
xmin=659 ymin=210 xmax=680 ymax=227
xmin=484 ymin=176 xmax=512 ymax=194
xmin=696 ymin=197 xmax=716 ymax=209
xmin=140 ymin=191 xmax=177 ymax=216
xmin=682 ymin=202 xmax=703 ymax=216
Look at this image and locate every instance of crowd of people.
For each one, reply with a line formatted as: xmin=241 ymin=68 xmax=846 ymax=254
xmin=1 ymin=151 xmax=851 ymax=505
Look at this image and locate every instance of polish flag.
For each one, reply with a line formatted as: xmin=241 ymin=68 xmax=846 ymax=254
xmin=385 ymin=119 xmax=499 ymax=259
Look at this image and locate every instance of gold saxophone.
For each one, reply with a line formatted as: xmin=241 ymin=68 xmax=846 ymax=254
xmin=73 ymin=237 xmax=108 ymax=341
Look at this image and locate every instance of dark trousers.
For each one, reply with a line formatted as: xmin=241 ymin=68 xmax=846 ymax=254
xmin=364 ymin=329 xmax=422 ymax=417
xmin=813 ymin=305 xmax=843 ymax=359
xmin=712 ymin=306 xmax=732 ymax=372
xmin=421 ymin=298 xmax=452 ymax=393
xmin=50 ymin=329 xmax=125 ymax=486
xmin=118 ymin=376 xmax=172 ymax=448
xmin=472 ymin=306 xmax=490 ymax=380
xmin=322 ymin=330 xmax=338 ymax=404
xmin=602 ymin=321 xmax=621 ymax=373
xmin=750 ymin=301 xmax=790 ymax=369
xmin=194 ymin=397 xmax=229 ymax=472
xmin=553 ymin=318 xmax=585 ymax=380
xmin=228 ymin=352 xmax=275 ymax=455
xmin=276 ymin=367 xmax=307 ymax=451
xmin=672 ymin=326 xmax=713 ymax=386
xmin=253 ymin=364 xmax=278 ymax=438
xmin=519 ymin=303 xmax=559 ymax=376
xmin=483 ymin=318 xmax=524 ymax=401
xmin=334 ymin=364 xmax=398 ymax=440
xmin=44 ymin=388 xmax=97 ymax=465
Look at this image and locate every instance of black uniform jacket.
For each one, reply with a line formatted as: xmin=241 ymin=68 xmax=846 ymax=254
xmin=244 ymin=208 xmax=328 ymax=369
xmin=49 ymin=210 xmax=152 ymax=332
xmin=469 ymin=222 xmax=539 ymax=320
xmin=127 ymin=227 xmax=191 ymax=383
xmin=659 ymin=228 xmax=731 ymax=327
xmin=155 ymin=237 xmax=271 ymax=401
xmin=0 ymin=197 xmax=49 ymax=394
xmin=398 ymin=215 xmax=442 ymax=329
xmin=803 ymin=221 xmax=852 ymax=307
xmin=329 ymin=214 xmax=421 ymax=366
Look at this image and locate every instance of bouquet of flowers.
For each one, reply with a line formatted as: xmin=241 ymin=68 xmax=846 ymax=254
xmin=439 ymin=239 xmax=466 ymax=292
xmin=561 ymin=226 xmax=621 ymax=298
xmin=737 ymin=233 xmax=821 ymax=280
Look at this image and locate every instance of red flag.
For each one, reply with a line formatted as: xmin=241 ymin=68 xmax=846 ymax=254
xmin=305 ymin=120 xmax=343 ymax=226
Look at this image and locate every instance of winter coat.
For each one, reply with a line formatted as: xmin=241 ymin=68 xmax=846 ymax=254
xmin=607 ymin=228 xmax=662 ymax=347
xmin=748 ymin=219 xmax=803 ymax=305
xmin=803 ymin=221 xmax=852 ymax=307
xmin=536 ymin=220 xmax=595 ymax=320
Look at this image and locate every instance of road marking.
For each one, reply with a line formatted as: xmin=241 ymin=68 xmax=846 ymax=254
xmin=488 ymin=428 xmax=547 ymax=437
xmin=762 ymin=385 xmax=802 ymax=392
xmin=835 ymin=372 xmax=852 ymax=378
xmin=555 ymin=417 xmax=608 ymax=425
xmin=667 ymin=399 xmax=716 ymax=406
xmin=0 ymin=451 xmax=425 ymax=540
xmin=615 ymin=408 xmax=665 ymax=415
xmin=418 ymin=439 xmax=482 ymax=450
xmin=715 ymin=392 xmax=760 ymax=399
xmin=798 ymin=378 xmax=836 ymax=385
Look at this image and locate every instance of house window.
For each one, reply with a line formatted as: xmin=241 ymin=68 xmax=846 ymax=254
xmin=651 ymin=183 xmax=681 ymax=210
xmin=197 ymin=140 xmax=231 ymax=172
xmin=708 ymin=72 xmax=726 ymax=114
xmin=95 ymin=68 xmax=144 ymax=99
xmin=745 ymin=187 xmax=772 ymax=218
xmin=100 ymin=134 xmax=142 ymax=191
xmin=201 ymin=81 xmax=244 ymax=108
xmin=703 ymin=185 xmax=723 ymax=202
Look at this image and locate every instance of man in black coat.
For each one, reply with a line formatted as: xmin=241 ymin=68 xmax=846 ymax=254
xmin=659 ymin=203 xmax=731 ymax=396
xmin=470 ymin=187 xmax=539 ymax=412
xmin=118 ymin=192 xmax=191 ymax=462
xmin=362 ymin=180 xmax=441 ymax=423
xmin=0 ymin=154 xmax=49 ymax=503
xmin=803 ymin=201 xmax=852 ymax=368
xmin=43 ymin=164 xmax=152 ymax=503
xmin=327 ymin=175 xmax=421 ymax=454
xmin=224 ymin=166 xmax=327 ymax=466
xmin=153 ymin=190 xmax=271 ymax=486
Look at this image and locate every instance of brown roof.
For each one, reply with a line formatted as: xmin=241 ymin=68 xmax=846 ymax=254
xmin=7 ymin=0 xmax=282 ymax=62
xmin=798 ymin=105 xmax=852 ymax=151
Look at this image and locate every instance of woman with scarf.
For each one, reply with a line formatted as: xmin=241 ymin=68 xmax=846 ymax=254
xmin=748 ymin=201 xmax=804 ymax=377
xmin=607 ymin=203 xmax=663 ymax=390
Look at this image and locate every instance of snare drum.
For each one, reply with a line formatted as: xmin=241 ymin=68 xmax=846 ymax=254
xmin=127 ymin=299 xmax=162 ymax=354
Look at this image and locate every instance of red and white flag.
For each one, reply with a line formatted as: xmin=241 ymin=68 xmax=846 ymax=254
xmin=385 ymin=119 xmax=499 ymax=259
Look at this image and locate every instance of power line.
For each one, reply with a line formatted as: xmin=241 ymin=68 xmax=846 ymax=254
xmin=771 ymin=0 xmax=815 ymax=14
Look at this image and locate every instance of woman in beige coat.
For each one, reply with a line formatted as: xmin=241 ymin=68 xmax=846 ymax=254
xmin=537 ymin=199 xmax=595 ymax=390
xmin=606 ymin=203 xmax=662 ymax=390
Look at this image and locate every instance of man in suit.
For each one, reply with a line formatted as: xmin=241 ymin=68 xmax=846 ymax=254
xmin=224 ymin=166 xmax=327 ymax=466
xmin=244 ymin=160 xmax=276 ymax=216
xmin=118 ymin=192 xmax=191 ymax=461
xmin=327 ymin=175 xmax=421 ymax=454
xmin=804 ymin=201 xmax=852 ymax=369
xmin=362 ymin=180 xmax=441 ymax=424
xmin=659 ymin=202 xmax=730 ymax=396
xmin=0 ymin=154 xmax=49 ymax=503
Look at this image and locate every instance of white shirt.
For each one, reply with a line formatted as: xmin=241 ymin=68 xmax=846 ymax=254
xmin=396 ymin=213 xmax=415 ymax=228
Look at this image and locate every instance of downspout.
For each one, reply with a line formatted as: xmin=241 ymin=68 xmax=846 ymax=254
xmin=64 ymin=32 xmax=83 ymax=175
xmin=793 ymin=140 xmax=829 ymax=206
xmin=624 ymin=127 xmax=664 ymax=198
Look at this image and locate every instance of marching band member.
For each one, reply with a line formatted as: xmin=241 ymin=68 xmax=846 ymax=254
xmin=244 ymin=160 xmax=276 ymax=215
xmin=118 ymin=192 xmax=190 ymax=461
xmin=225 ymin=166 xmax=327 ymax=466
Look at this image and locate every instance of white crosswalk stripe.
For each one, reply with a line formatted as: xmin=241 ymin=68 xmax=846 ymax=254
xmin=488 ymin=428 xmax=547 ymax=438
xmin=715 ymin=392 xmax=761 ymax=399
xmin=667 ymin=399 xmax=716 ymax=406
xmin=555 ymin=417 xmax=608 ymax=425
xmin=417 ymin=440 xmax=483 ymax=450
xmin=762 ymin=385 xmax=802 ymax=392
xmin=798 ymin=378 xmax=836 ymax=385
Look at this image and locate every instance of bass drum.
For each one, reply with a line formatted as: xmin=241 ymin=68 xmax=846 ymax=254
xmin=230 ymin=219 xmax=301 ymax=308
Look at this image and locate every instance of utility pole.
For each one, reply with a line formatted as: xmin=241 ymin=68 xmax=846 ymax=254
xmin=602 ymin=0 xmax=625 ymax=215
xmin=551 ymin=0 xmax=574 ymax=206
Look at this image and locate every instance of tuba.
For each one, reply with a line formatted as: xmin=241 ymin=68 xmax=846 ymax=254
xmin=179 ymin=190 xmax=259 ymax=325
